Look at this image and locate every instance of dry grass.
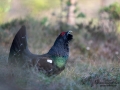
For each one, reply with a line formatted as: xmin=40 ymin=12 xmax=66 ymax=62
xmin=0 ymin=49 xmax=120 ymax=90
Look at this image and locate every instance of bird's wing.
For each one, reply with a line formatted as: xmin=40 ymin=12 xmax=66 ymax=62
xmin=31 ymin=56 xmax=65 ymax=76
xmin=32 ymin=57 xmax=53 ymax=71
xmin=8 ymin=25 xmax=37 ymax=64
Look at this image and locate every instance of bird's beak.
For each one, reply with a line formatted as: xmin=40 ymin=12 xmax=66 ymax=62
xmin=67 ymin=31 xmax=72 ymax=35
xmin=67 ymin=30 xmax=73 ymax=41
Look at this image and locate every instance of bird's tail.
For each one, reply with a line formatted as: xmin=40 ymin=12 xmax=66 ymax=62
xmin=8 ymin=25 xmax=29 ymax=64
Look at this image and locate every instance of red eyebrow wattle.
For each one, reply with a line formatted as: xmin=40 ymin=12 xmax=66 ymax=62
xmin=60 ymin=32 xmax=66 ymax=36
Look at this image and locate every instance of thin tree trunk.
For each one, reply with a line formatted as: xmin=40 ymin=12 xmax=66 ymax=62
xmin=101 ymin=0 xmax=107 ymax=7
xmin=67 ymin=0 xmax=77 ymax=25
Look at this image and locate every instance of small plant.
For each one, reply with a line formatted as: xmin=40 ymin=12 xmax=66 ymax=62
xmin=52 ymin=0 xmax=86 ymax=26
xmin=101 ymin=2 xmax=120 ymax=20
xmin=100 ymin=2 xmax=120 ymax=33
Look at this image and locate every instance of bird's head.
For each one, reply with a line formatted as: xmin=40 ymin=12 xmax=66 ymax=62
xmin=48 ymin=31 xmax=73 ymax=56
xmin=58 ymin=31 xmax=73 ymax=42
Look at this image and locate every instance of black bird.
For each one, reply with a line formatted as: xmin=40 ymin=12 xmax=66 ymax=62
xmin=8 ymin=25 xmax=73 ymax=75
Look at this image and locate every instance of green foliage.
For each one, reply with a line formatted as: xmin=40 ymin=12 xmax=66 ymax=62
xmin=101 ymin=2 xmax=120 ymax=19
xmin=66 ymin=0 xmax=71 ymax=6
xmin=74 ymin=7 xmax=79 ymax=13
xmin=0 ymin=0 xmax=11 ymax=13
xmin=55 ymin=0 xmax=86 ymax=25
xmin=0 ymin=0 xmax=11 ymax=23
xmin=23 ymin=0 xmax=60 ymax=14
xmin=100 ymin=2 xmax=120 ymax=33
xmin=40 ymin=17 xmax=48 ymax=25
xmin=77 ymin=12 xmax=86 ymax=18
xmin=0 ymin=19 xmax=25 ymax=29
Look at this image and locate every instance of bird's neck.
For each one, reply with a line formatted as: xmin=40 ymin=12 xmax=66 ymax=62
xmin=47 ymin=38 xmax=69 ymax=68
xmin=47 ymin=38 xmax=69 ymax=57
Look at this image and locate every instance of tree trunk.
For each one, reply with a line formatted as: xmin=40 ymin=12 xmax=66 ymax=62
xmin=67 ymin=0 xmax=77 ymax=25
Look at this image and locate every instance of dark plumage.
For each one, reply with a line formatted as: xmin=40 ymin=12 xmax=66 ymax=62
xmin=8 ymin=25 xmax=73 ymax=75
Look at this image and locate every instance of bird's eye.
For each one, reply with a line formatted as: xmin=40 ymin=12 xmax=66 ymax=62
xmin=60 ymin=32 xmax=66 ymax=36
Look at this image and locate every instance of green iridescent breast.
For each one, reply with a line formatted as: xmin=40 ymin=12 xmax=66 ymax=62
xmin=52 ymin=56 xmax=68 ymax=68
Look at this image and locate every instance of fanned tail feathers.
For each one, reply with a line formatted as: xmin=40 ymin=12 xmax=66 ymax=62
xmin=8 ymin=25 xmax=28 ymax=64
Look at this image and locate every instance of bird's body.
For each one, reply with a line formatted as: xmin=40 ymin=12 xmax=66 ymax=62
xmin=8 ymin=25 xmax=73 ymax=75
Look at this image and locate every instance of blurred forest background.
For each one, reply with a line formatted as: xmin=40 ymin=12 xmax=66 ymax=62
xmin=0 ymin=0 xmax=120 ymax=90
